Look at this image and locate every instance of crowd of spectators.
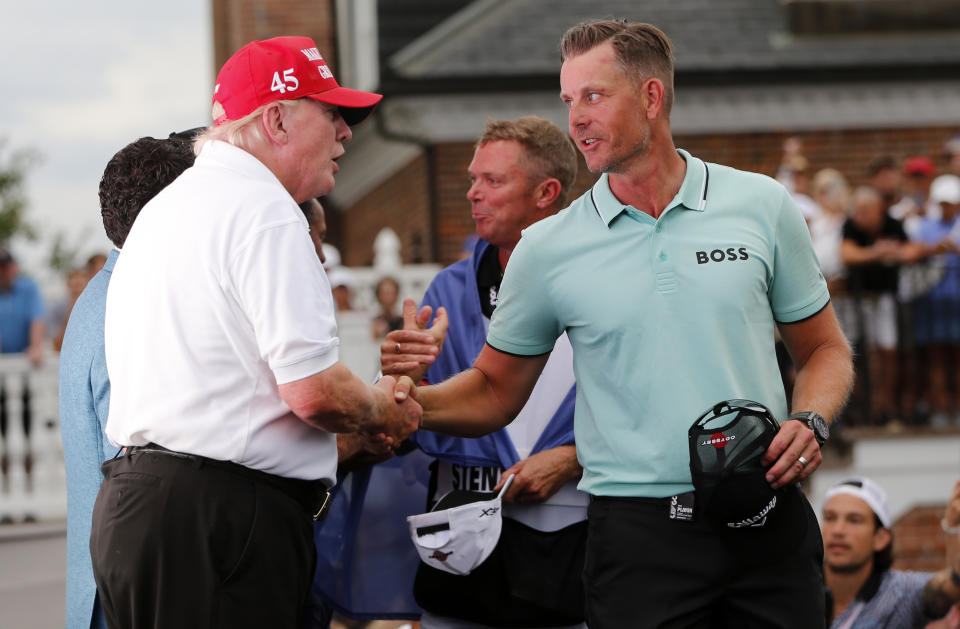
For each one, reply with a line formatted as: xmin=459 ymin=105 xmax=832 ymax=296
xmin=777 ymin=135 xmax=960 ymax=429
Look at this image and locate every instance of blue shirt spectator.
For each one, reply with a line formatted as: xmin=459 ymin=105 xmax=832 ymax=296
xmin=915 ymin=193 xmax=960 ymax=301
xmin=0 ymin=247 xmax=46 ymax=362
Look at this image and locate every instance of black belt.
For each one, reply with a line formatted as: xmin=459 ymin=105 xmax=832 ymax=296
xmin=590 ymin=494 xmax=675 ymax=504
xmin=126 ymin=443 xmax=332 ymax=521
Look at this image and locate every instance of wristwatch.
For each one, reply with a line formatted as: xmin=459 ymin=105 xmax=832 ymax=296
xmin=787 ymin=411 xmax=830 ymax=447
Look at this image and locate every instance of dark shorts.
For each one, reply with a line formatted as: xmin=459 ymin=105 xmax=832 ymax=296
xmin=584 ymin=489 xmax=825 ymax=629
xmin=414 ymin=518 xmax=587 ymax=627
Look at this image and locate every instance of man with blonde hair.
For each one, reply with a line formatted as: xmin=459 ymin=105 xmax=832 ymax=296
xmin=377 ymin=115 xmax=585 ymax=628
xmin=402 ymin=19 xmax=852 ymax=628
xmin=91 ymin=36 xmax=421 ymax=629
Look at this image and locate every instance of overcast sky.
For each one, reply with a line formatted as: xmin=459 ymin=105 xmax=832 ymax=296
xmin=0 ymin=0 xmax=212 ymax=293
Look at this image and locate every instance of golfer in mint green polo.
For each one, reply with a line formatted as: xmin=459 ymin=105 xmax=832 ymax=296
xmin=413 ymin=19 xmax=852 ymax=629
xmin=486 ymin=148 xmax=829 ymax=499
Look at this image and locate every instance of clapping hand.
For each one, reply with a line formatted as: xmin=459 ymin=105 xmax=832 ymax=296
xmin=380 ymin=298 xmax=449 ymax=383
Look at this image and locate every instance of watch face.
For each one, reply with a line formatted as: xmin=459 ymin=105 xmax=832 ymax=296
xmin=809 ymin=414 xmax=829 ymax=442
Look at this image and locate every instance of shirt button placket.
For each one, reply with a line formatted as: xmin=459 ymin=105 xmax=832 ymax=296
xmin=655 ymin=221 xmax=666 ymax=262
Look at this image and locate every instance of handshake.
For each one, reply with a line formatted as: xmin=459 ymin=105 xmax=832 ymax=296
xmin=353 ymin=299 xmax=449 ymax=456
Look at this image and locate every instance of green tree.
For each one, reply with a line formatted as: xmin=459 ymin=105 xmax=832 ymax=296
xmin=47 ymin=227 xmax=94 ymax=274
xmin=0 ymin=139 xmax=39 ymax=244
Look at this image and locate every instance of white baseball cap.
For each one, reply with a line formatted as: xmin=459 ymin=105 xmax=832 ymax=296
xmin=407 ymin=474 xmax=515 ymax=576
xmin=930 ymin=174 xmax=960 ymax=206
xmin=824 ymin=476 xmax=892 ymax=529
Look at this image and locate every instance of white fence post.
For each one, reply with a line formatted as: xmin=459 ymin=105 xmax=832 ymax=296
xmin=0 ymin=355 xmax=64 ymax=523
xmin=373 ymin=228 xmax=402 ymax=274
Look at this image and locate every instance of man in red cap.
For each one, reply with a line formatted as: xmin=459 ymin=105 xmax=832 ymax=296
xmin=892 ymin=155 xmax=939 ymax=239
xmin=90 ymin=37 xmax=422 ymax=629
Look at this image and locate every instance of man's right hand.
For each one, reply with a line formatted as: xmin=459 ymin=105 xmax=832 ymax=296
xmin=380 ymin=298 xmax=449 ymax=383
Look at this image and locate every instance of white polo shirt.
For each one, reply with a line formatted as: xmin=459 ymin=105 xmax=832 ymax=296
xmin=104 ymin=141 xmax=339 ymax=483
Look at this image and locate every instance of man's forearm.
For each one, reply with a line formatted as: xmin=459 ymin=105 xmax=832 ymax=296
xmin=923 ymin=561 xmax=960 ymax=619
xmin=790 ymin=341 xmax=853 ymax=422
xmin=29 ymin=320 xmax=45 ymax=350
xmin=778 ymin=304 xmax=853 ymax=424
xmin=419 ymin=345 xmax=549 ymax=438
xmin=419 ymin=367 xmax=514 ymax=437
xmin=280 ymin=363 xmax=396 ymax=434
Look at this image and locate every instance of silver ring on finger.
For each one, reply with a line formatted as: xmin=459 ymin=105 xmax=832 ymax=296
xmin=797 ymin=455 xmax=809 ymax=468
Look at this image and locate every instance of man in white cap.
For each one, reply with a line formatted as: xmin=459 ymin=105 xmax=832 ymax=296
xmin=823 ymin=476 xmax=960 ymax=628
xmin=91 ymin=36 xmax=421 ymax=629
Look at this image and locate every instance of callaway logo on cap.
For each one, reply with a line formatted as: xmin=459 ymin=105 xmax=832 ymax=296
xmin=212 ymin=36 xmax=382 ymax=127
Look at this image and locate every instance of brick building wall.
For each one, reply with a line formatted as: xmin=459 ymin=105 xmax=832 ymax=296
xmin=894 ymin=504 xmax=951 ymax=572
xmin=211 ymin=0 xmax=337 ymax=72
xmin=432 ymin=143 xmax=479 ymax=265
xmin=338 ymin=153 xmax=432 ymax=266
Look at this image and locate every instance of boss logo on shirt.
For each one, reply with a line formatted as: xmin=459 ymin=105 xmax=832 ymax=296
xmin=696 ymin=247 xmax=749 ymax=264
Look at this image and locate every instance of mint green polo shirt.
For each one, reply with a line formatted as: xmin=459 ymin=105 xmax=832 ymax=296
xmin=486 ymin=150 xmax=829 ymax=498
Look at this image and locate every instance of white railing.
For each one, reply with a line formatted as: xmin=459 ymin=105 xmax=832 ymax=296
xmin=0 ymin=354 xmax=65 ymax=523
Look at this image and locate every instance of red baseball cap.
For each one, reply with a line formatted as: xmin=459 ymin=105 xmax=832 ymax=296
xmin=903 ymin=155 xmax=935 ymax=177
xmin=212 ymin=36 xmax=382 ymax=127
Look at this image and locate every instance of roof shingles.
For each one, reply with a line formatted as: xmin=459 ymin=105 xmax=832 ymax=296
xmin=387 ymin=0 xmax=960 ymax=78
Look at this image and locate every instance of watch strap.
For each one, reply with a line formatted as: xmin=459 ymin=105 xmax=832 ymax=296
xmin=787 ymin=411 xmax=828 ymax=445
